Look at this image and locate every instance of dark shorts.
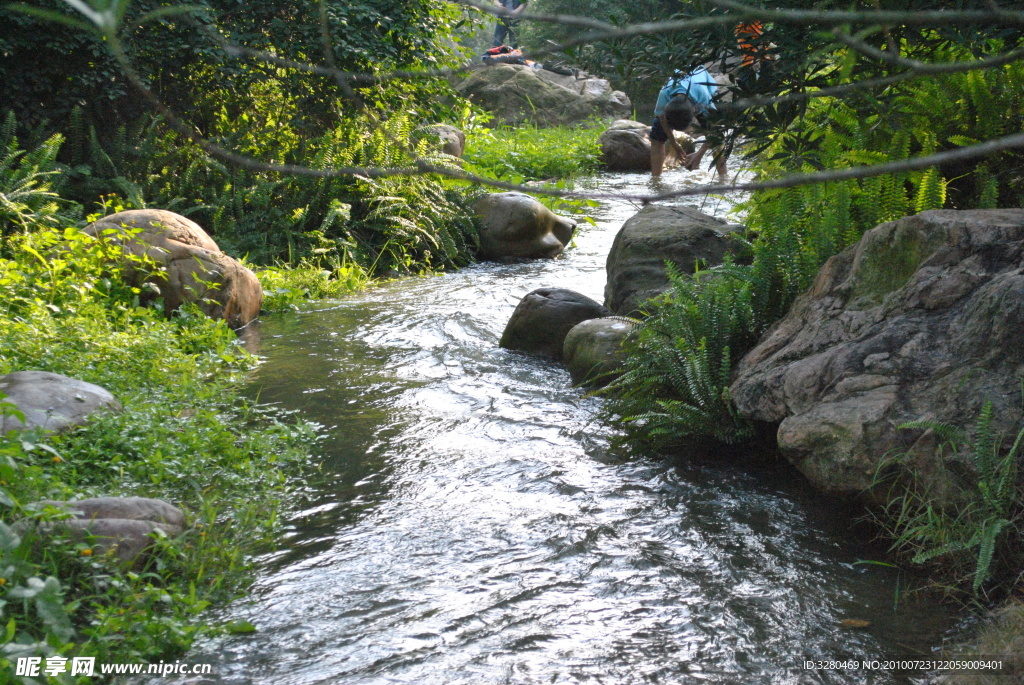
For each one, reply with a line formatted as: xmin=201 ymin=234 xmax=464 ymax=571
xmin=650 ymin=112 xmax=709 ymax=143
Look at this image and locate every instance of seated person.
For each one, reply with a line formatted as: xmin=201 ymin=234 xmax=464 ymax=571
xmin=650 ymin=66 xmax=728 ymax=179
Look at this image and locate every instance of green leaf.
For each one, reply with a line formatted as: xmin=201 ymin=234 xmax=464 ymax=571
xmin=224 ymin=620 xmax=257 ymax=634
xmin=5 ymin=3 xmax=97 ymax=32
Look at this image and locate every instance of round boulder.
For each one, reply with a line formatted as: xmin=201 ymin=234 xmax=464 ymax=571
xmin=605 ymin=205 xmax=747 ymax=316
xmin=0 ymin=371 xmax=120 ymax=434
xmin=600 ymin=121 xmax=696 ymax=172
xmin=500 ymin=288 xmax=611 ymax=359
xmin=455 ymin=64 xmax=631 ymax=128
xmin=600 ymin=127 xmax=651 ymax=172
xmin=563 ymin=317 xmax=637 ymax=387
xmin=83 ymin=209 xmax=262 ymax=329
xmin=22 ymin=496 xmax=185 ymax=564
xmin=474 ymin=192 xmax=577 ymax=260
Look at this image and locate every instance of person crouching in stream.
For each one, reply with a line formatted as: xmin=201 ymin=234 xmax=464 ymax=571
xmin=650 ymin=66 xmax=728 ymax=180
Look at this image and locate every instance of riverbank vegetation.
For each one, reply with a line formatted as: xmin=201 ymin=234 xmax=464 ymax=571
xmin=0 ymin=223 xmax=316 ymax=672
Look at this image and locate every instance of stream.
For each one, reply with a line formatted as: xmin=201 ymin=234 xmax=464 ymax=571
xmin=152 ymin=165 xmax=955 ymax=684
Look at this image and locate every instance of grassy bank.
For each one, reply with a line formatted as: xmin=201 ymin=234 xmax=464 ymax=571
xmin=0 ymin=226 xmax=317 ymax=679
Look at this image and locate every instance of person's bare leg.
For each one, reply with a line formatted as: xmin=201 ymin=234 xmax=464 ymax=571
xmin=651 ymin=140 xmax=666 ymax=175
xmin=714 ymin=147 xmax=728 ymax=180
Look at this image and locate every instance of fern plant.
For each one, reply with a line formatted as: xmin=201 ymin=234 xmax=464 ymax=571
xmin=873 ymin=402 xmax=1023 ymax=595
xmin=604 ymin=262 xmax=759 ymax=448
xmin=0 ymin=111 xmax=80 ymax=238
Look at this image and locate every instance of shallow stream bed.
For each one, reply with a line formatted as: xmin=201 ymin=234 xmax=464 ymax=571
xmin=156 ymin=166 xmax=955 ymax=684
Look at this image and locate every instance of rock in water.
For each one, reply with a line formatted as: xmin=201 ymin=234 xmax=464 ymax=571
xmin=730 ymin=209 xmax=1024 ymax=497
xmin=604 ymin=205 xmax=747 ymax=316
xmin=474 ymin=192 xmax=577 ymax=260
xmin=83 ymin=209 xmax=262 ymax=329
xmin=599 ymin=121 xmax=695 ymax=172
xmin=0 ymin=371 xmax=120 ymax=433
xmin=600 ymin=126 xmax=651 ymax=172
xmin=500 ymin=288 xmax=611 ymax=359
xmin=455 ymin=64 xmax=630 ymax=128
xmin=563 ymin=317 xmax=637 ymax=387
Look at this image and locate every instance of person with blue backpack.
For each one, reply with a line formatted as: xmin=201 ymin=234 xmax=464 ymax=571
xmin=650 ymin=66 xmax=728 ymax=179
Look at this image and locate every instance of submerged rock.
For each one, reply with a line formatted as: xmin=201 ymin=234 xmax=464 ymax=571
xmin=730 ymin=209 xmax=1024 ymax=497
xmin=563 ymin=316 xmax=637 ymax=387
xmin=500 ymin=288 xmax=611 ymax=359
xmin=474 ymin=192 xmax=577 ymax=260
xmin=0 ymin=371 xmax=120 ymax=433
xmin=20 ymin=496 xmax=185 ymax=563
xmin=604 ymin=205 xmax=747 ymax=316
xmin=455 ymin=64 xmax=630 ymax=128
xmin=83 ymin=209 xmax=262 ymax=329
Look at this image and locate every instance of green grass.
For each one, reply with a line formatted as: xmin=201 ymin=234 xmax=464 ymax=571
xmin=462 ymin=121 xmax=604 ymax=182
xmin=0 ymin=226 xmax=316 ymax=678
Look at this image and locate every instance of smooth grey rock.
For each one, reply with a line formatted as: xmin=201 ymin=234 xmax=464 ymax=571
xmin=600 ymin=127 xmax=651 ymax=172
xmin=730 ymin=209 xmax=1024 ymax=497
xmin=0 ymin=371 xmax=120 ymax=433
xmin=455 ymin=64 xmax=630 ymax=128
xmin=600 ymin=123 xmax=696 ymax=172
xmin=84 ymin=209 xmax=262 ymax=329
xmin=604 ymin=205 xmax=747 ymax=316
xmin=474 ymin=192 xmax=577 ymax=260
xmin=500 ymin=288 xmax=612 ymax=359
xmin=563 ymin=317 xmax=637 ymax=387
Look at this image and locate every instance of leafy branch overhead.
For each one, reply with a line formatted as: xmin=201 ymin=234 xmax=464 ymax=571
xmin=2 ymin=0 xmax=1022 ymax=203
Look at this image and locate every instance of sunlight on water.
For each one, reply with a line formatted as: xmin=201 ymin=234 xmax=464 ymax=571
xmin=145 ymin=164 xmax=954 ymax=685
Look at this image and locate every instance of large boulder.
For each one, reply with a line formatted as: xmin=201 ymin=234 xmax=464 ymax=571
xmin=474 ymin=192 xmax=577 ymax=260
xmin=0 ymin=371 xmax=120 ymax=434
xmin=730 ymin=209 xmax=1024 ymax=497
xmin=604 ymin=205 xmax=747 ymax=316
xmin=455 ymin=64 xmax=631 ymax=128
xmin=83 ymin=209 xmax=262 ymax=329
xmin=500 ymin=288 xmax=611 ymax=359
xmin=563 ymin=317 xmax=637 ymax=387
xmin=21 ymin=497 xmax=185 ymax=563
xmin=599 ymin=121 xmax=695 ymax=172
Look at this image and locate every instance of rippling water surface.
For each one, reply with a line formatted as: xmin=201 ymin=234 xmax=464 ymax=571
xmin=157 ymin=166 xmax=954 ymax=684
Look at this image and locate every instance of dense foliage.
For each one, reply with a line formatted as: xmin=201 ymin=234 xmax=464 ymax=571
xmin=873 ymin=404 xmax=1023 ymax=597
xmin=0 ymin=0 xmax=476 ymax=139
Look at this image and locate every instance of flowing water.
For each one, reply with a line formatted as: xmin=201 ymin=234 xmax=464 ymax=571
xmin=155 ymin=166 xmax=955 ymax=684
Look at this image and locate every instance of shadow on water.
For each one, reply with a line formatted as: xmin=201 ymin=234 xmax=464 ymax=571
xmin=146 ymin=165 xmax=957 ymax=685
